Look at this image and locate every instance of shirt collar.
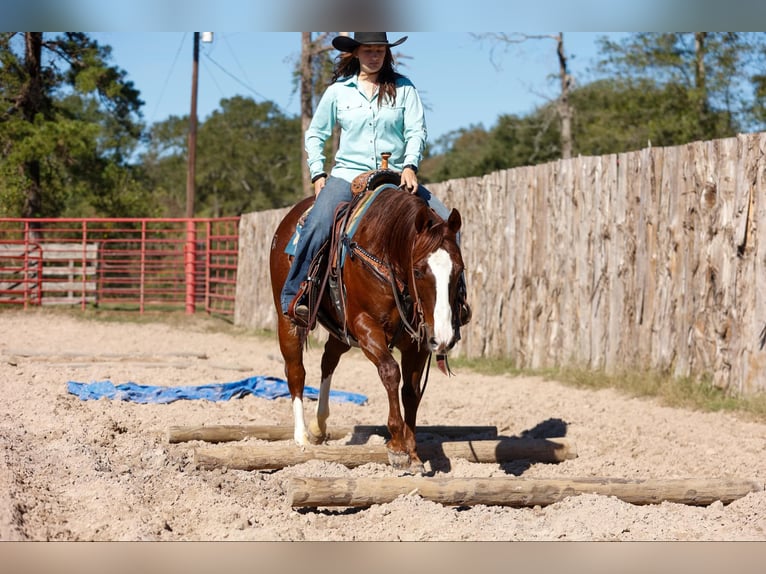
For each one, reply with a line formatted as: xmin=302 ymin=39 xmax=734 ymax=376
xmin=338 ymin=75 xmax=358 ymax=87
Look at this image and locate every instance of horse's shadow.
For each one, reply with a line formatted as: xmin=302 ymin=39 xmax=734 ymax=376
xmin=345 ymin=418 xmax=568 ymax=476
xmin=423 ymin=417 xmax=569 ymax=476
xmin=344 ymin=417 xmax=569 ymax=477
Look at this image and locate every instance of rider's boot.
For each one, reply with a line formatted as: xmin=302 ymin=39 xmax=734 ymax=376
xmin=286 ymin=282 xmax=310 ymax=328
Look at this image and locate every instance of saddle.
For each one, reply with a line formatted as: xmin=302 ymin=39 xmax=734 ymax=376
xmin=350 ymin=151 xmax=400 ymax=196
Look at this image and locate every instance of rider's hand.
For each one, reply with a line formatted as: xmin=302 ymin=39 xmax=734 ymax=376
xmin=313 ymin=175 xmax=327 ymax=196
xmin=401 ymin=166 xmax=418 ymax=194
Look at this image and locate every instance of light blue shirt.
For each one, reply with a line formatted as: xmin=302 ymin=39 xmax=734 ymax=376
xmin=305 ymin=74 xmax=427 ymax=183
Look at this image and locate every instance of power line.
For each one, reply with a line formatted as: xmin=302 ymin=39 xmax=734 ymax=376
xmin=150 ymin=32 xmax=187 ymax=123
xmin=201 ymin=49 xmax=291 ymax=116
xmin=202 ymin=52 xmax=269 ymax=102
xmin=222 ymin=33 xmax=253 ymax=91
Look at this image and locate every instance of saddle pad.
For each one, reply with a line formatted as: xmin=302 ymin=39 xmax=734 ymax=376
xmin=284 ymin=184 xmax=398 ymax=262
xmin=340 ymin=183 xmax=398 ymax=265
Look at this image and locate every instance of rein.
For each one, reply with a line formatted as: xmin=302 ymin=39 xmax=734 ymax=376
xmin=387 ymin=259 xmax=426 ymax=346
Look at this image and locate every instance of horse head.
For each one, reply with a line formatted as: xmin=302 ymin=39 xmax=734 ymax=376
xmin=410 ymin=206 xmax=464 ymax=356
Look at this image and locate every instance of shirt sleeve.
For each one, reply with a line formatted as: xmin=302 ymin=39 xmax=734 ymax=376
xmin=305 ymin=85 xmax=337 ymax=179
xmin=400 ymin=82 xmax=427 ymax=169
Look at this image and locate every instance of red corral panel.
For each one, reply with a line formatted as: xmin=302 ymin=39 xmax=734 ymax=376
xmin=0 ymin=218 xmax=239 ymax=316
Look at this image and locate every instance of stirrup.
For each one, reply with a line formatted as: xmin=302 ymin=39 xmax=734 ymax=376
xmin=286 ymin=284 xmax=310 ymax=328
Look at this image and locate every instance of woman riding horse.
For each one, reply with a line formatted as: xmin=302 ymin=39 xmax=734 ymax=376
xmin=280 ymin=32 xmax=470 ymax=332
xmin=270 ymin=181 xmax=465 ymax=473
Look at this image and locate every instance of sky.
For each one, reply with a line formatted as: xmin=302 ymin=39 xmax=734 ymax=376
xmin=90 ymin=32 xmax=621 ymax=148
xmin=6 ymin=0 xmax=764 ymax=149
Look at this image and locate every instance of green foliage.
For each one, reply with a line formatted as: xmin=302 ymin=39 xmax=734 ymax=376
xmin=137 ymin=115 xmax=193 ymax=216
xmin=570 ymin=78 xmax=735 ymax=155
xmin=139 ymin=97 xmax=303 ymax=217
xmin=421 ymin=32 xmax=766 ymax=183
xmin=596 ymin=32 xmax=766 ymax=135
xmin=0 ymin=32 xmax=147 ymax=218
xmin=197 ymin=97 xmax=303 ymax=215
xmin=5 ymin=32 xmax=766 ymax=217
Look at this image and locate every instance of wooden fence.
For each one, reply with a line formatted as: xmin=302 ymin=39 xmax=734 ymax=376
xmin=0 ymin=242 xmax=99 ymax=306
xmin=235 ymin=132 xmax=766 ymax=396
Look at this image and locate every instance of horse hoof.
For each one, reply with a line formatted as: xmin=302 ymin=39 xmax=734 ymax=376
xmin=407 ymin=460 xmax=426 ymax=475
xmin=387 ymin=449 xmax=412 ymax=470
xmin=306 ymin=433 xmax=323 ymax=445
xmin=306 ymin=430 xmax=325 ymax=445
xmin=307 ymin=421 xmax=326 ymax=444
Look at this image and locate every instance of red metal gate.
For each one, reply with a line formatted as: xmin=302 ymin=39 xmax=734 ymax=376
xmin=0 ymin=217 xmax=239 ymax=316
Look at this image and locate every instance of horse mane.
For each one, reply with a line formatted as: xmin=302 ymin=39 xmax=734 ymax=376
xmin=361 ymin=187 xmax=448 ymax=277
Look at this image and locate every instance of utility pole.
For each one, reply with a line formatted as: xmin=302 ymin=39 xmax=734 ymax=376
xmin=184 ymin=32 xmax=212 ymax=314
xmin=186 ymin=32 xmax=213 ymax=218
xmin=186 ymin=32 xmax=200 ymax=219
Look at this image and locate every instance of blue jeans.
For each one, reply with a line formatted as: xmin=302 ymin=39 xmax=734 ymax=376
xmin=280 ymin=175 xmax=451 ymax=313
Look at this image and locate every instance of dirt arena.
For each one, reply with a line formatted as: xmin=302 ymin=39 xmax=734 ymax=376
xmin=1 ymin=309 xmax=765 ymax=541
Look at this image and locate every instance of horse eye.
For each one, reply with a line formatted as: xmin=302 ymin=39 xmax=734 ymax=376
xmin=413 ymin=269 xmax=424 ymax=280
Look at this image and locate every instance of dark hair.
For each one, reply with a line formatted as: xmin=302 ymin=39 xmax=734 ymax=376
xmin=331 ymin=48 xmax=402 ymax=108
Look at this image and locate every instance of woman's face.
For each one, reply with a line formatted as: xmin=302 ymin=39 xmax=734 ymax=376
xmin=356 ymin=45 xmax=387 ymax=76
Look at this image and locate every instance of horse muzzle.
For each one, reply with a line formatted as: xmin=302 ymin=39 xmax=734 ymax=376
xmin=427 ymin=326 xmax=458 ymax=355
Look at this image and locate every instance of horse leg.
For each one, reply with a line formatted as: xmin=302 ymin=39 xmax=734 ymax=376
xmin=399 ymin=350 xmax=430 ymax=474
xmin=373 ymin=353 xmax=427 ymax=473
xmin=374 ymin=355 xmax=413 ymax=470
xmin=307 ymin=335 xmax=351 ymax=444
xmin=355 ymin=324 xmax=421 ymax=472
xmin=276 ymin=315 xmax=312 ymax=446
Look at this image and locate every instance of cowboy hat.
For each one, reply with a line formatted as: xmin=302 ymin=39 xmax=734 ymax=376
xmin=332 ymin=32 xmax=408 ymax=53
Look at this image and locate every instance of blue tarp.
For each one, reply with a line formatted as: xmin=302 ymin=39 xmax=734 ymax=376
xmin=66 ymin=376 xmax=367 ymax=405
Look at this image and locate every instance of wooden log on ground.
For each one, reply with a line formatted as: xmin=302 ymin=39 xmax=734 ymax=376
xmin=287 ymin=476 xmax=764 ymax=508
xmin=192 ymin=437 xmax=576 ymax=470
xmin=168 ymin=424 xmax=498 ymax=444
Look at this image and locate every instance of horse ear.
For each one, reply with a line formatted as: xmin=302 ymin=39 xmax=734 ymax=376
xmin=414 ymin=206 xmax=431 ymax=233
xmin=447 ymin=208 xmax=462 ymax=234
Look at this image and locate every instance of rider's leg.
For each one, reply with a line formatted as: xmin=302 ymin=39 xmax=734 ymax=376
xmin=281 ymin=176 xmax=354 ymax=319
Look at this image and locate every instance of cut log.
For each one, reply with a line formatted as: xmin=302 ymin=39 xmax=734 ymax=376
xmin=192 ymin=437 xmax=576 ymax=470
xmin=168 ymin=424 xmax=498 ymax=444
xmin=287 ymin=476 xmax=764 ymax=508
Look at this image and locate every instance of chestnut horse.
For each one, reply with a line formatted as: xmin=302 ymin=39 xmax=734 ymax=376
xmin=269 ymin=183 xmax=465 ymax=473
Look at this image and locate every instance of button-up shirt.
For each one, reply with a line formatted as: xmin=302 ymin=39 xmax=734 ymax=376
xmin=305 ymin=74 xmax=427 ymax=183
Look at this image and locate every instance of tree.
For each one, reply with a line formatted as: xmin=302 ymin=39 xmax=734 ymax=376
xmin=569 ymin=78 xmax=731 ymax=155
xmin=473 ymin=32 xmax=574 ymax=159
xmin=298 ymin=32 xmax=336 ymax=195
xmin=0 ymin=32 xmax=146 ymax=219
xmin=136 ymin=115 xmax=189 ymax=216
xmin=596 ymin=32 xmax=766 ymax=140
xmin=421 ymin=76 xmax=738 ymax=183
xmin=140 ymin=97 xmax=303 ymax=217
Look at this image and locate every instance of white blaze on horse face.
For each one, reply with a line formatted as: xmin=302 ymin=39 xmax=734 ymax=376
xmin=427 ymin=248 xmax=454 ymax=347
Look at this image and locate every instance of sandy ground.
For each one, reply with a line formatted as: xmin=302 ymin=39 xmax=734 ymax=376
xmin=1 ymin=308 xmax=765 ymax=542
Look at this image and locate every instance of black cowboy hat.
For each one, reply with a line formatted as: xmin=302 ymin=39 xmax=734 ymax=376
xmin=332 ymin=32 xmax=408 ymax=53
